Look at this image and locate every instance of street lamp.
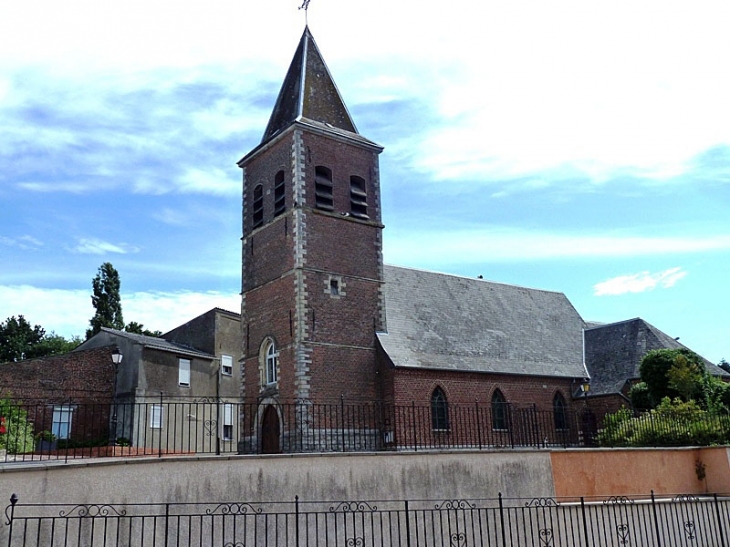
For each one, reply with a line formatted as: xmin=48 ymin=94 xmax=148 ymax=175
xmin=110 ymin=347 xmax=123 ymax=446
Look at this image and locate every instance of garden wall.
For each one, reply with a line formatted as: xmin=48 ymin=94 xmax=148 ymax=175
xmin=551 ymin=446 xmax=730 ymax=497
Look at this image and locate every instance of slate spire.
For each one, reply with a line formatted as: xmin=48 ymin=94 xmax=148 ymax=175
xmin=261 ymin=26 xmax=358 ymax=143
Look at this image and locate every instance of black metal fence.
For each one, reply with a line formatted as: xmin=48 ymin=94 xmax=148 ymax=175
xmin=5 ymin=492 xmax=730 ymax=546
xmin=3 ymin=396 xmax=728 ymax=462
xmin=0 ymin=397 xmax=598 ymax=462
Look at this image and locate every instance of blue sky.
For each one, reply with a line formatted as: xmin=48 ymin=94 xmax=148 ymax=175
xmin=1 ymin=1 xmax=728 ymax=363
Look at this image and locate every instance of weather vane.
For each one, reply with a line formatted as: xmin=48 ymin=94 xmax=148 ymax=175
xmin=299 ymin=0 xmax=311 ymax=25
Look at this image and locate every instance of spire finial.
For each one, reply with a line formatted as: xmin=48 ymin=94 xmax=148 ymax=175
xmin=299 ymin=0 xmax=311 ymax=26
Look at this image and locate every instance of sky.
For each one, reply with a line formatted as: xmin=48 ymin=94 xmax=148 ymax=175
xmin=1 ymin=1 xmax=728 ymax=363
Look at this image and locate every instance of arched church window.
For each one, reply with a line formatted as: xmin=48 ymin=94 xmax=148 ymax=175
xmin=314 ymin=166 xmax=333 ymax=211
xmin=349 ymin=175 xmax=368 ymax=219
xmin=260 ymin=339 xmax=278 ymax=385
xmin=253 ymin=184 xmax=264 ymax=228
xmin=431 ymin=387 xmax=449 ymax=430
xmin=553 ymin=392 xmax=568 ymax=430
xmin=491 ymin=390 xmax=508 ymax=430
xmin=274 ymin=170 xmax=286 ymax=217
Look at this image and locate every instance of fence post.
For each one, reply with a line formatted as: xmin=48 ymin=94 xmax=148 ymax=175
xmin=340 ymin=395 xmax=346 ymax=452
xmin=714 ymin=493 xmax=727 ymax=547
xmin=159 ymin=391 xmax=164 ymax=458
xmin=6 ymin=493 xmax=18 ymax=545
xmin=164 ymin=502 xmax=170 ymax=547
xmin=404 ymin=499 xmax=411 ymax=547
xmin=475 ymin=401 xmax=482 ymax=450
xmin=411 ymin=402 xmax=418 ymax=452
xmin=650 ymin=490 xmax=662 ymax=547
xmin=295 ymin=495 xmax=300 ymax=547
xmin=498 ymin=492 xmax=507 ymax=547
xmin=580 ymin=496 xmax=590 ymax=546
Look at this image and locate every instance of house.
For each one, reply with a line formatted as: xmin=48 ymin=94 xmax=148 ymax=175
xmin=74 ymin=308 xmax=242 ymax=451
xmin=584 ymin=317 xmax=729 ymax=415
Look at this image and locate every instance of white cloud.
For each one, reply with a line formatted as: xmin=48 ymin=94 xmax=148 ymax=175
xmin=593 ymin=268 xmax=688 ymax=296
xmin=0 ymin=285 xmax=240 ymax=338
xmin=385 ymin=228 xmax=730 ymax=266
xmin=72 ymin=239 xmax=140 ymax=255
xmin=0 ymin=235 xmax=43 ymax=250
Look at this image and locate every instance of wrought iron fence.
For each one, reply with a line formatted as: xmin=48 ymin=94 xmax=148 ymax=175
xmin=4 ymin=491 xmax=730 ymax=546
xmin=2 ymin=396 xmax=728 ymax=463
xmin=0 ymin=397 xmax=598 ymax=462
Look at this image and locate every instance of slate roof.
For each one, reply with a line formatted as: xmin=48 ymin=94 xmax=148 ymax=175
xmin=377 ymin=265 xmax=587 ymax=378
xmin=248 ymin=26 xmax=381 ymax=154
xmin=584 ymin=318 xmax=728 ymax=396
xmin=99 ymin=327 xmax=215 ymax=360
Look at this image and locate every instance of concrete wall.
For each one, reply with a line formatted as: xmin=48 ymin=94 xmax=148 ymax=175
xmin=0 ymin=449 xmax=553 ymax=507
xmin=4 ymin=447 xmax=730 ymax=545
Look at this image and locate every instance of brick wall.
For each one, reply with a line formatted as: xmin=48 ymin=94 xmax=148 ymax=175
xmin=0 ymin=346 xmax=114 ymax=402
xmin=0 ymin=347 xmax=115 ymax=443
xmin=385 ymin=367 xmax=578 ymax=411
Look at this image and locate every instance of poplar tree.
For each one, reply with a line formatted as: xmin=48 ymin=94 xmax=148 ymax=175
xmin=87 ymin=262 xmax=124 ymax=338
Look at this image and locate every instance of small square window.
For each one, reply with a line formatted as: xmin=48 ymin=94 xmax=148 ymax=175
xmin=221 ymin=355 xmax=233 ymax=376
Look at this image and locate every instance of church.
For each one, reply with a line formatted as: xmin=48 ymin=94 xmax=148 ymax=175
xmin=237 ymin=27 xmax=592 ymax=452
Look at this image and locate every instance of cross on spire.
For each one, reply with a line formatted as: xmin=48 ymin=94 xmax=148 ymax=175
xmin=299 ymin=0 xmax=311 ymax=25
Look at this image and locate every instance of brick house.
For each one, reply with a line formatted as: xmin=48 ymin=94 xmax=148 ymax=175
xmin=237 ymin=27 xmax=592 ymax=452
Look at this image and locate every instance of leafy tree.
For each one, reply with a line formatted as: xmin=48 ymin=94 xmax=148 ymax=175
xmin=31 ymin=333 xmax=83 ymax=357
xmin=639 ymin=348 xmax=703 ymax=407
xmin=0 ymin=317 xmax=82 ymax=363
xmin=666 ymin=353 xmax=703 ymax=402
xmin=0 ymin=316 xmax=45 ymax=363
xmin=87 ymin=262 xmax=124 ymax=338
xmin=719 ymin=359 xmax=730 ymax=374
xmin=124 ymin=322 xmax=162 ymax=337
xmin=628 ymin=381 xmax=652 ymax=410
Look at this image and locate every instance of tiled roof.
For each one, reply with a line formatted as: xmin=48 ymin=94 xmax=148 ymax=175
xmin=584 ymin=318 xmax=728 ymax=396
xmin=99 ymin=328 xmax=215 ymax=360
xmin=377 ymin=265 xmax=587 ymax=378
xmin=262 ymin=27 xmax=358 ymax=143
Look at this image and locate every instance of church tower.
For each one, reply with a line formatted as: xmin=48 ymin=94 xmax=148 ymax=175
xmin=238 ymin=27 xmax=385 ymax=412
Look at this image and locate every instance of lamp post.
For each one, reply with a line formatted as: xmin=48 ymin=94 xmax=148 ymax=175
xmin=110 ymin=347 xmax=123 ymax=446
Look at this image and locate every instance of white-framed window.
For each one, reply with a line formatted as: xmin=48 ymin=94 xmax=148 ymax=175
xmin=179 ymin=358 xmax=191 ymax=387
xmin=265 ymin=342 xmax=278 ymax=385
xmin=223 ymin=403 xmax=234 ymax=440
xmin=52 ymin=405 xmax=73 ymax=440
xmin=150 ymin=405 xmax=163 ymax=429
xmin=221 ymin=354 xmax=233 ymax=376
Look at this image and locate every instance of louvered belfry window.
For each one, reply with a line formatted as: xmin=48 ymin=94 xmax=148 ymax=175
xmin=314 ymin=166 xmax=333 ymax=211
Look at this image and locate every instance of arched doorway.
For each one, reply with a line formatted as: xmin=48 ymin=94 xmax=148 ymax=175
xmin=261 ymin=405 xmax=280 ymax=454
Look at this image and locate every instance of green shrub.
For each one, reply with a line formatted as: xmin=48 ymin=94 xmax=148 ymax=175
xmin=0 ymin=398 xmax=35 ymax=454
xmin=597 ymin=398 xmax=730 ymax=448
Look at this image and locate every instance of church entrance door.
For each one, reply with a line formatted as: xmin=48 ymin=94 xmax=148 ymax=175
xmin=261 ymin=405 xmax=280 ymax=454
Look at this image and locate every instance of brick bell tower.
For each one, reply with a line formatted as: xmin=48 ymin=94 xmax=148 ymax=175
xmin=238 ymin=27 xmax=385 ymax=411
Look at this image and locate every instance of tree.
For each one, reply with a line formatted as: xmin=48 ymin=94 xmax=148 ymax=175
xmin=0 ymin=316 xmax=45 ymax=363
xmin=124 ymin=322 xmax=162 ymax=337
xmin=32 ymin=333 xmax=83 ymax=357
xmin=666 ymin=353 xmax=703 ymax=402
xmin=639 ymin=348 xmax=703 ymax=407
xmin=87 ymin=262 xmax=124 ymax=338
xmin=719 ymin=359 xmax=730 ymax=374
